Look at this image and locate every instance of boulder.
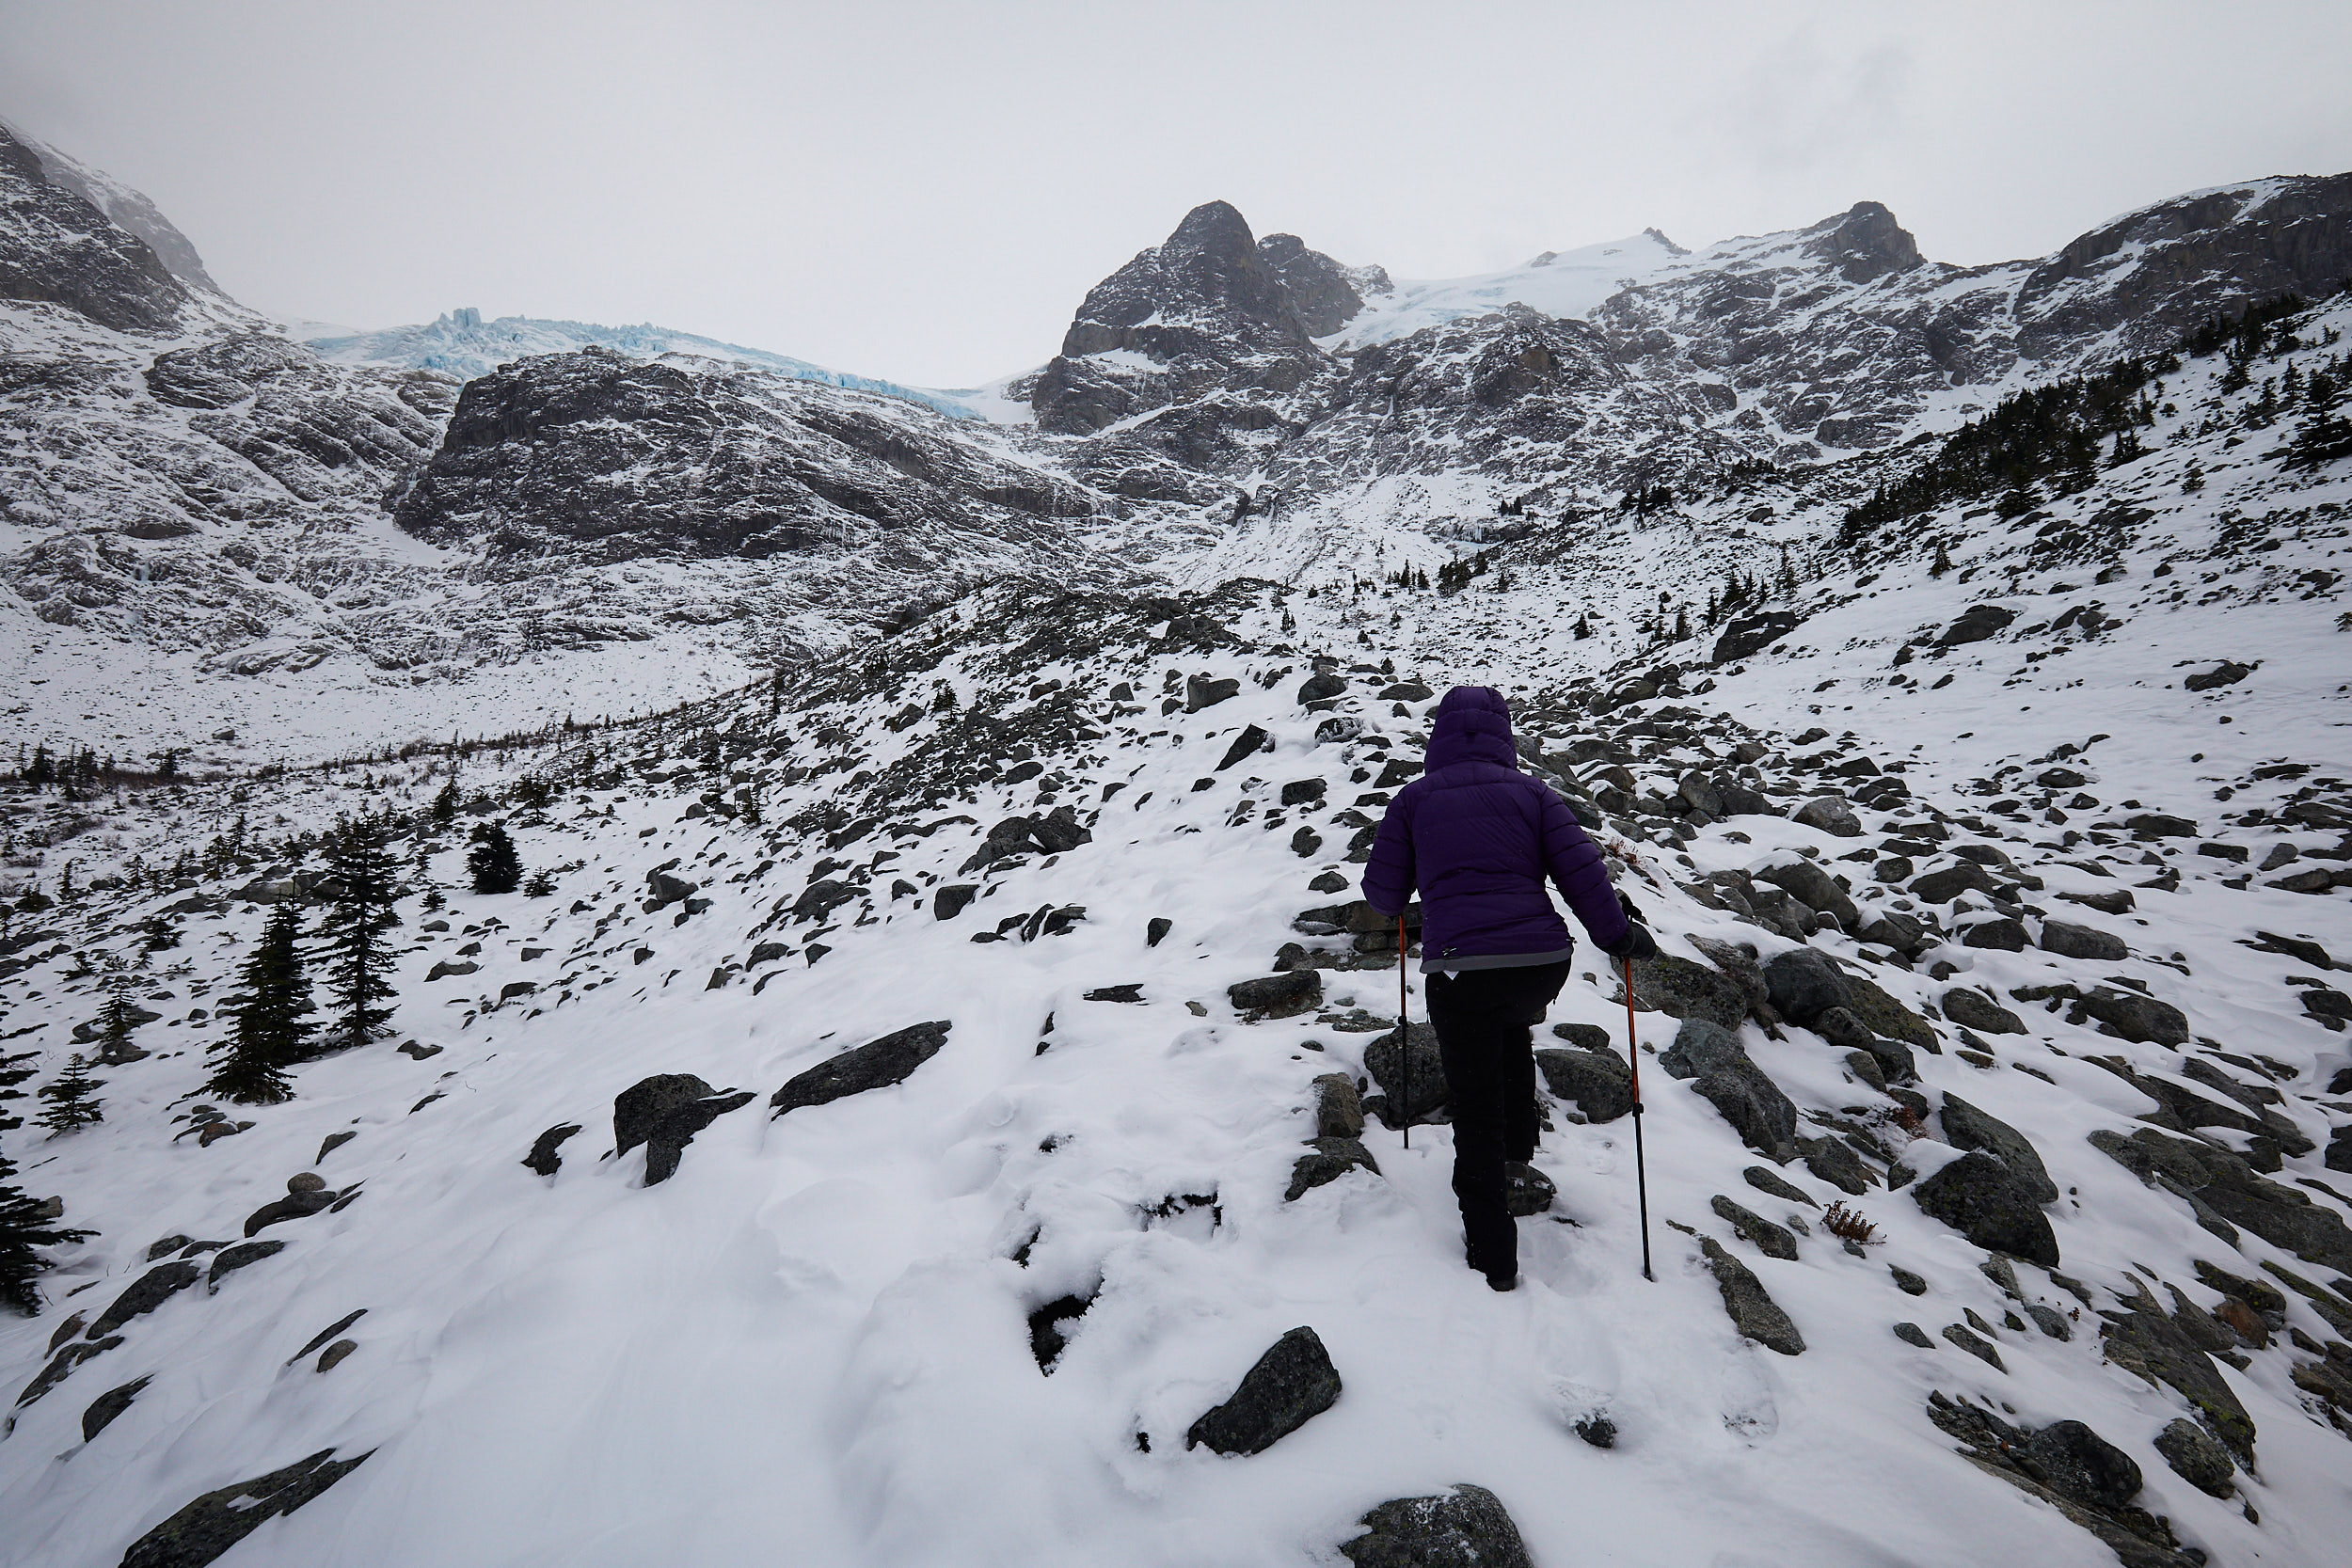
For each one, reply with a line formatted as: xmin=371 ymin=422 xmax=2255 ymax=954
xmin=1762 ymin=947 xmax=1851 ymax=1025
xmin=1792 ymin=796 xmax=1864 ymax=837
xmin=1712 ymin=610 xmax=1802 ymax=665
xmin=1912 ymin=1152 xmax=2058 ymax=1266
xmin=87 ymin=1260 xmax=202 ymax=1338
xmin=1699 ymin=1237 xmax=1804 ymax=1354
xmin=1286 ymin=1137 xmax=1381 ymax=1201
xmin=1296 ymin=671 xmax=1345 ymax=705
xmin=1962 ymin=917 xmax=2029 ymax=952
xmin=614 ymin=1074 xmax=718 ymax=1158
xmin=1943 ymin=988 xmax=2026 ymax=1036
xmin=2102 ymin=1287 xmax=2257 ymax=1460
xmin=1184 ymin=1326 xmax=1343 ymax=1454
xmin=771 ymin=1021 xmax=953 ymax=1117
xmin=1660 ymin=1017 xmax=1745 ymax=1080
xmin=933 ymin=884 xmax=978 ymax=920
xmin=2041 ymin=920 xmax=2128 ymax=961
xmin=1311 ymin=1072 xmax=1364 ymax=1140
xmin=1534 ymin=1047 xmax=1631 ymax=1122
xmin=1186 ymin=673 xmax=1240 ymax=712
xmin=1694 ymin=1058 xmax=1800 ymax=1163
xmin=1710 ymin=1195 xmax=1799 ymax=1259
xmin=1940 ymin=1094 xmax=2058 ymax=1202
xmin=1505 ymin=1163 xmax=1556 ymax=1216
xmin=82 ymin=1374 xmax=151 ymax=1443
xmin=1229 ymin=971 xmax=1322 ymax=1018
xmin=118 ymin=1448 xmax=372 ymax=1568
xmin=1938 ymin=603 xmax=2015 ymax=645
xmin=1757 ymin=860 xmax=1860 ymax=930
xmin=205 ymin=1240 xmax=285 ymax=1292
xmin=2074 ymin=987 xmax=2189 ymax=1045
xmin=1279 ymin=778 xmax=1327 ymax=805
xmin=2183 ymin=661 xmax=2251 ymax=691
xmin=2022 ymin=1419 xmax=2142 ymax=1512
xmin=1365 ymin=1022 xmax=1448 ymax=1128
xmin=1799 ymin=1135 xmax=1872 ymax=1195
xmin=241 ymin=1182 xmax=338 ymax=1238
xmin=522 ymin=1122 xmax=582 ymax=1176
xmin=1630 ymin=954 xmax=1749 ymax=1030
xmin=1911 ymin=861 xmax=1999 ymax=903
xmin=1216 ymin=724 xmax=1271 ymax=771
xmin=2153 ymin=1417 xmax=2235 ymax=1497
xmin=1338 ymin=1484 xmax=1534 ymax=1568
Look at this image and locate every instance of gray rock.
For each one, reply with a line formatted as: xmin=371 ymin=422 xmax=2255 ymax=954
xmin=205 ymin=1240 xmax=285 ymax=1292
xmin=2022 ymin=1419 xmax=2141 ymax=1510
xmin=1699 ymin=1237 xmax=1805 ymax=1354
xmin=2102 ymin=1286 xmax=2257 ymax=1459
xmin=1228 ymin=971 xmax=1322 ymax=1018
xmin=88 ymin=1260 xmax=203 ymax=1338
xmin=1296 ymin=671 xmax=1345 ymax=705
xmin=1216 ymin=724 xmax=1271 ymax=771
xmin=1942 ymin=1323 xmax=2006 ymax=1370
xmin=1757 ymin=860 xmax=1861 ymax=929
xmin=933 ymin=884 xmax=978 ymax=920
xmin=1186 ymin=673 xmax=1241 ymax=712
xmin=1890 ymin=1265 xmax=1928 ymax=1295
xmin=1912 ymin=1152 xmax=2059 ymax=1266
xmin=2041 ymin=920 xmax=2128 ymax=961
xmin=1962 ymin=917 xmax=2029 ymax=951
xmin=1506 ymin=1163 xmax=1556 ymax=1216
xmin=1792 ymin=796 xmax=1865 ymax=837
xmin=316 ymin=1339 xmax=357 ymax=1373
xmin=1660 ymin=1017 xmax=1745 ymax=1080
xmin=1286 ymin=1137 xmax=1381 ymax=1200
xmin=2074 ymin=987 xmax=2189 ymax=1045
xmin=1940 ymin=1094 xmax=2059 ymax=1202
xmin=614 ymin=1073 xmax=719 ymax=1159
xmin=1365 ymin=1022 xmax=1448 ymax=1128
xmin=522 ymin=1122 xmax=581 ymax=1176
xmin=424 ymin=959 xmax=478 ymax=981
xmin=1550 ymin=1022 xmax=1615 ymax=1052
xmin=1279 ymin=777 xmax=1327 ymax=805
xmin=1184 ymin=1325 xmax=1343 ymax=1454
xmin=1534 ymin=1046 xmax=1632 ymax=1122
xmin=2153 ymin=1417 xmax=2235 ymax=1497
xmin=1711 ymin=1195 xmax=1800 ymax=1259
xmin=2183 ymin=661 xmax=2251 ymax=691
xmin=82 ymin=1374 xmax=151 ymax=1442
xmin=1762 ymin=947 xmax=1851 ymax=1025
xmin=1339 ymin=1483 xmax=1534 ymax=1568
xmin=1894 ymin=1322 xmax=1933 ymax=1347
xmin=1938 ymin=602 xmax=2015 ymax=645
xmin=2126 ymin=813 xmax=2198 ymax=839
xmin=1943 ymin=988 xmax=2027 ymax=1036
xmin=1290 ymin=827 xmax=1323 ymax=858
xmin=1799 ymin=1136 xmax=1873 ymax=1195
xmin=771 ymin=1022 xmax=953 ymax=1118
xmin=2026 ymin=1303 xmax=2073 ymax=1339
xmin=1630 ymin=954 xmax=1750 ymax=1029
xmin=317 ymin=1131 xmax=357 ymax=1164
xmin=117 ymin=1448 xmax=372 ymax=1568
xmin=1311 ymin=1072 xmax=1364 ymax=1140
xmin=1743 ymin=1165 xmax=1817 ymax=1208
xmin=1712 ymin=610 xmax=1802 ymax=664
xmin=1912 ymin=861 xmax=2000 ymax=903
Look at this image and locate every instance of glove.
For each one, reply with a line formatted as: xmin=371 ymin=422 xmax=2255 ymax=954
xmin=1617 ymin=890 xmax=1648 ymax=927
xmin=1603 ymin=922 xmax=1660 ymax=963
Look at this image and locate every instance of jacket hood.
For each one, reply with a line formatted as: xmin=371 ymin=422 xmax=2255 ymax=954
xmin=1424 ymin=685 xmax=1518 ymax=770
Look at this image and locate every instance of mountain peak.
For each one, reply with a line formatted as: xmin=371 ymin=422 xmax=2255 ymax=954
xmin=1804 ymin=200 xmax=1924 ymax=284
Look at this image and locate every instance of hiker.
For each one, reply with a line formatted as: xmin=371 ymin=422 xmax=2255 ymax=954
xmin=1362 ymin=686 xmax=1656 ymax=1291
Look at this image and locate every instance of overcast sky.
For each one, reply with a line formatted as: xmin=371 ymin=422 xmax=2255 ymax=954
xmin=4 ymin=0 xmax=2349 ymax=388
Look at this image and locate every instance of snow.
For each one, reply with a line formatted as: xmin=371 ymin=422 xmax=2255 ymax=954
xmin=1331 ymin=231 xmax=1694 ymax=350
xmin=303 ymin=312 xmax=982 ymax=420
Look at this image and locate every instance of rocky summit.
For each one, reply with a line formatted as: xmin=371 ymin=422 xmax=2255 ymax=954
xmin=2 ymin=114 xmax=2351 ymax=1568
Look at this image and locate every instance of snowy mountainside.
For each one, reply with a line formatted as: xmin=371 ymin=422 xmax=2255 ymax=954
xmin=1327 ymin=228 xmax=1690 ymax=350
xmin=0 ymin=118 xmax=224 ymax=299
xmin=302 ymin=309 xmax=981 ymax=420
xmin=3 ymin=289 xmax=2351 ymax=1567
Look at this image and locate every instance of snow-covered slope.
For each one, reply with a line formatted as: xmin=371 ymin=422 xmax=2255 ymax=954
xmin=302 ymin=309 xmax=981 ymax=420
xmin=1330 ymin=228 xmax=1691 ymax=349
xmin=3 ymin=288 xmax=2348 ymax=1568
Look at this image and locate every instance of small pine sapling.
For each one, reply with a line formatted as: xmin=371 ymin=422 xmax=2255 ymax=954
xmin=524 ymin=867 xmax=557 ymax=897
xmin=209 ymin=901 xmax=312 ymax=1101
xmin=36 ymin=1054 xmax=104 ymax=1133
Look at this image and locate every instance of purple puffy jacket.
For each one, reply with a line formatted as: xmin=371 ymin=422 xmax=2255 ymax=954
xmin=1361 ymin=686 xmax=1629 ymax=965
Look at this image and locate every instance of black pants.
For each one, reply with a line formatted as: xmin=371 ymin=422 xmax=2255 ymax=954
xmin=1424 ymin=960 xmax=1573 ymax=1279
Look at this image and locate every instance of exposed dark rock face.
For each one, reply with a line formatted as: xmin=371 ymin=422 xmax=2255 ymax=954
xmin=87 ymin=1260 xmax=203 ymax=1338
xmin=1339 ymin=1483 xmax=1534 ymax=1568
xmin=1939 ymin=1094 xmax=2059 ymax=1203
xmin=522 ymin=1122 xmax=583 ymax=1176
xmin=613 ymin=1074 xmax=756 ymax=1184
xmin=118 ymin=1448 xmax=372 ymax=1568
xmin=398 ymin=349 xmax=1091 ymax=565
xmin=1364 ymin=1021 xmax=1447 ymax=1128
xmin=1928 ymin=1393 xmax=2200 ymax=1568
xmin=1032 ymin=201 xmax=1327 ymax=437
xmin=1286 ymin=1136 xmax=1380 ymax=1201
xmin=771 ymin=1021 xmax=953 ymax=1117
xmin=1712 ymin=610 xmax=1802 ymax=664
xmin=1257 ymin=232 xmax=1377 ymax=337
xmin=0 ymin=124 xmax=185 ymax=332
xmin=1184 ymin=1325 xmax=1342 ymax=1454
xmin=1534 ymin=1045 xmax=1632 ymax=1121
xmin=1632 ymin=953 xmax=1751 ymax=1030
xmin=81 ymin=1374 xmax=151 ymax=1442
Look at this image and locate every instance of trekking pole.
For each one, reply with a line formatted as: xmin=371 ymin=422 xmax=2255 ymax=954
xmin=1398 ymin=914 xmax=1411 ymax=1151
xmin=1622 ymin=955 xmax=1654 ymax=1282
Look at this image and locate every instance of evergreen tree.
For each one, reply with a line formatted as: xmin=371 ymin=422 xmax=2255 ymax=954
xmin=93 ymin=979 xmax=140 ymax=1064
xmin=432 ymin=779 xmax=459 ymax=826
xmin=36 ymin=1054 xmax=103 ymax=1132
xmin=2 ymin=1048 xmax=94 ymax=1311
xmin=1931 ymin=541 xmax=1954 ymax=578
xmin=319 ymin=821 xmax=400 ymax=1053
xmin=1673 ymin=607 xmax=1690 ymax=641
xmin=524 ymin=866 xmax=557 ymax=897
xmin=207 ymin=903 xmax=310 ymax=1101
xmin=469 ymin=821 xmax=523 ymax=894
xmin=1572 ymin=614 xmax=1593 ymax=641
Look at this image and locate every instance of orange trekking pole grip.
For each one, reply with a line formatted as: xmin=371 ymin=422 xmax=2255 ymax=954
xmin=1623 ymin=954 xmax=1654 ymax=1281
